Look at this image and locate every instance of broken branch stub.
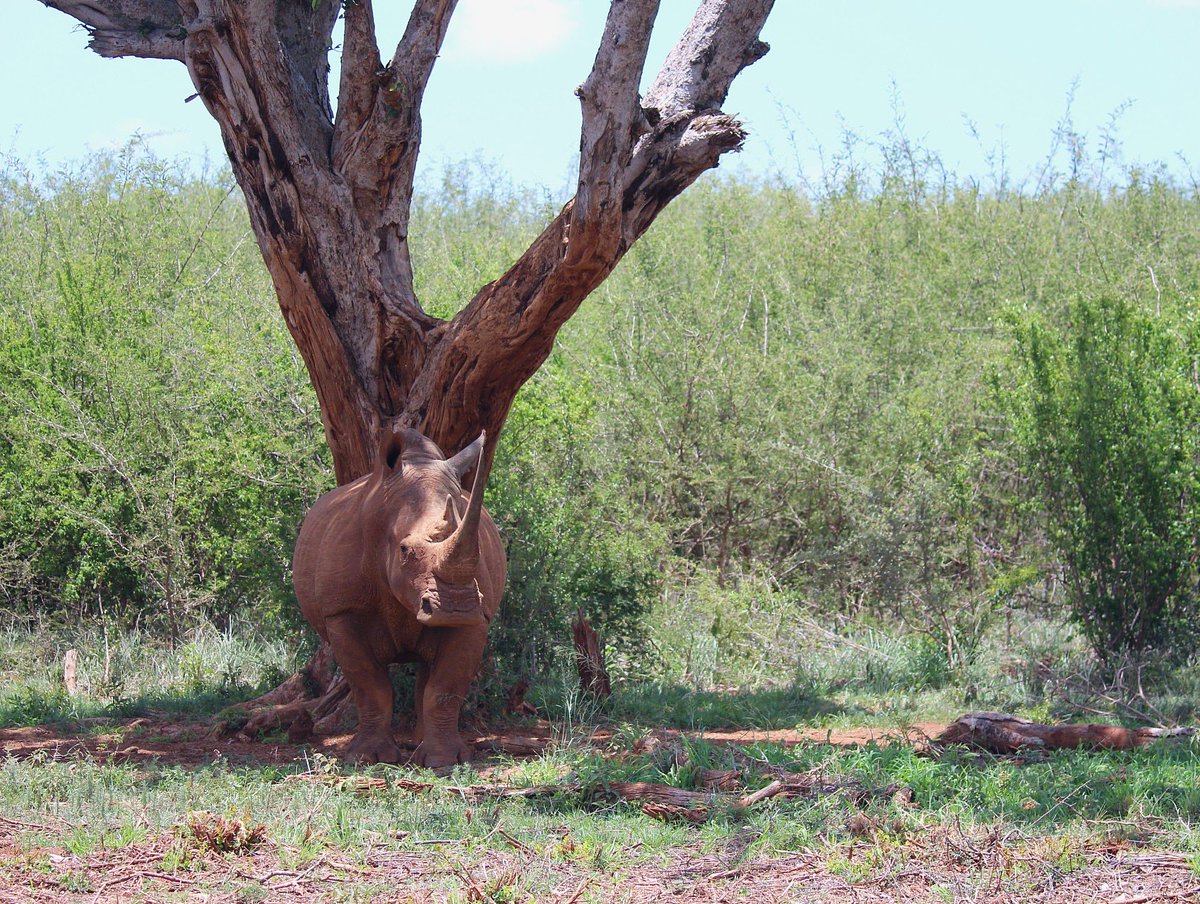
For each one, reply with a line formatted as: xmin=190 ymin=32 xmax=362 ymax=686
xmin=572 ymin=609 xmax=612 ymax=699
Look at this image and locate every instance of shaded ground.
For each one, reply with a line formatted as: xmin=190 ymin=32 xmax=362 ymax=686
xmin=3 ymin=717 xmax=1199 ymax=903
xmin=0 ymin=717 xmax=949 ymax=768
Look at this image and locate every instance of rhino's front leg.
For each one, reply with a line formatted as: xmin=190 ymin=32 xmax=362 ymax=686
xmin=413 ymin=662 xmax=429 ymax=747
xmin=414 ymin=628 xmax=486 ymax=768
xmin=325 ymin=613 xmax=402 ymax=765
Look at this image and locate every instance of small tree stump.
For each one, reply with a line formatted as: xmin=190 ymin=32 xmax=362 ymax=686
xmin=504 ymin=679 xmax=537 ymax=716
xmin=63 ymin=650 xmax=79 ymax=695
xmin=571 ymin=609 xmax=611 ymax=699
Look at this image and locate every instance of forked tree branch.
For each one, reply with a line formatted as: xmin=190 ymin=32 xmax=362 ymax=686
xmin=410 ymin=0 xmax=774 ymax=455
xmin=401 ymin=0 xmax=775 ymax=465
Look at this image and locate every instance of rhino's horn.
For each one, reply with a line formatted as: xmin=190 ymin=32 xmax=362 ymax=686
xmin=435 ymin=431 xmax=489 ymax=582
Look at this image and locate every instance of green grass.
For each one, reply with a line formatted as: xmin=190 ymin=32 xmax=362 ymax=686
xmin=0 ymin=618 xmax=303 ymax=727
xmin=3 ymin=617 xmax=1200 ymax=899
xmin=2 ymin=733 xmax=1200 ymax=900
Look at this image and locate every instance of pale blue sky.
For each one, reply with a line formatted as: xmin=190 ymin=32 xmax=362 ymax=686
xmin=4 ymin=1 xmax=1199 ymax=194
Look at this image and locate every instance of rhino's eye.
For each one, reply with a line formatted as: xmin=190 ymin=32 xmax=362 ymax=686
xmin=398 ymin=544 xmax=411 ymax=557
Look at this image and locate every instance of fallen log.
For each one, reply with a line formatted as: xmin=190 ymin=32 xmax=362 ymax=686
xmin=934 ymin=712 xmax=1195 ymax=754
xmin=394 ymin=772 xmax=913 ymax=823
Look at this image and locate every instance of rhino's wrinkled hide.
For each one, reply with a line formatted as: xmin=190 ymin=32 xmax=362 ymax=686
xmin=292 ymin=427 xmax=505 ymax=767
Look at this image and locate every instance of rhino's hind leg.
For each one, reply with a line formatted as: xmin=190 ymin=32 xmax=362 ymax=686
xmin=325 ymin=614 xmax=403 ymax=765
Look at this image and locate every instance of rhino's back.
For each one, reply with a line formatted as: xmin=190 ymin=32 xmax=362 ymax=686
xmin=293 ymin=476 xmax=377 ymax=630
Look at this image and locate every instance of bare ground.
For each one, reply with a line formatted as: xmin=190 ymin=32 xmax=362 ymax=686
xmin=2 ymin=717 xmax=1198 ymax=903
xmin=0 ymin=718 xmax=948 ymax=767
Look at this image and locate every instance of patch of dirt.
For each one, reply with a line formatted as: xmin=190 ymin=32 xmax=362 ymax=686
xmin=2 ymin=717 xmax=1197 ymax=902
xmin=0 ymin=717 xmax=947 ymax=768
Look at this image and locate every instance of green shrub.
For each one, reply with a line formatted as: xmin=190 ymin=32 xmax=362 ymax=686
xmin=486 ymin=355 xmax=662 ymax=676
xmin=1002 ymin=295 xmax=1200 ymax=659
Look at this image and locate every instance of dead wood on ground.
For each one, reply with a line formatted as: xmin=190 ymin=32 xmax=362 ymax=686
xmin=933 ymin=712 xmax=1195 ymax=755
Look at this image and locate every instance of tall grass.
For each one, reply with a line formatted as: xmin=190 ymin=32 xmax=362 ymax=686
xmin=0 ymin=617 xmax=303 ymax=725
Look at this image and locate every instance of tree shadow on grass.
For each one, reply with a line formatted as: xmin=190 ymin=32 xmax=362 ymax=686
xmin=0 ymin=681 xmax=275 ymax=730
xmin=597 ymin=681 xmax=858 ymax=730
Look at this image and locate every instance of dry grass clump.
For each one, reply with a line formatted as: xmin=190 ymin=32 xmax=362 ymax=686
xmin=180 ymin=810 xmax=267 ymax=853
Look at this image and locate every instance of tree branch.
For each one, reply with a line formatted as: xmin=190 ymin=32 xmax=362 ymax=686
xmin=390 ymin=0 xmax=457 ymax=91
xmin=40 ymin=0 xmax=186 ymax=60
xmin=408 ymin=0 xmax=773 ymax=457
xmin=572 ymin=0 xmax=660 ymax=251
xmin=454 ymin=2 xmax=768 ymax=348
xmin=332 ymin=0 xmax=382 ymax=164
xmin=643 ymin=0 xmax=773 ymax=117
xmin=333 ymin=1 xmax=459 ymax=316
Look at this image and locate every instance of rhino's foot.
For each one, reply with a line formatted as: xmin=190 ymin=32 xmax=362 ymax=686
xmin=413 ymin=737 xmax=472 ymax=769
xmin=344 ymin=732 xmax=403 ymax=765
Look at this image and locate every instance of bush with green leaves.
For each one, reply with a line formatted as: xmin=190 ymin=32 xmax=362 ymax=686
xmin=485 ymin=355 xmax=662 ymax=676
xmin=1002 ymin=295 xmax=1200 ymax=659
xmin=6 ymin=126 xmax=1200 ymax=675
xmin=0 ymin=146 xmax=329 ymax=635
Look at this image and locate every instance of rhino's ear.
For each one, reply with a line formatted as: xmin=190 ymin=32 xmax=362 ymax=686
xmin=376 ymin=426 xmax=405 ymax=475
xmin=446 ymin=430 xmax=486 ymax=481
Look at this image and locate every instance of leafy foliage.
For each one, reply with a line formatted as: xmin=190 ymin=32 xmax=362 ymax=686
xmin=487 ymin=357 xmax=662 ymax=675
xmin=1003 ymin=296 xmax=1200 ymax=659
xmin=3 ymin=129 xmax=1200 ymax=673
xmin=0 ymin=146 xmax=328 ymax=634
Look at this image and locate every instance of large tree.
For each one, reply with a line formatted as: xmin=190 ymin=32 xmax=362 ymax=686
xmin=38 ymin=0 xmax=774 ymax=717
xmin=40 ymin=0 xmax=773 ymax=483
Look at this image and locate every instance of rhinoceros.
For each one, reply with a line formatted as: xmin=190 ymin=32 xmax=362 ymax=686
xmin=292 ymin=426 xmax=505 ymax=767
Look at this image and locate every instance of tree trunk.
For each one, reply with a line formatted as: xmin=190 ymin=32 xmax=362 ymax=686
xmin=38 ymin=0 xmax=776 ymax=719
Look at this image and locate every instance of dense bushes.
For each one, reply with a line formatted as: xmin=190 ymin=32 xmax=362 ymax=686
xmin=2 ymin=139 xmax=1199 ymax=675
xmin=1004 ymin=296 xmax=1200 ymax=659
xmin=0 ymin=148 xmax=328 ymax=635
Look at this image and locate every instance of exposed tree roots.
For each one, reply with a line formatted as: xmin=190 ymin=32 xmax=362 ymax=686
xmin=217 ymin=643 xmax=355 ymax=742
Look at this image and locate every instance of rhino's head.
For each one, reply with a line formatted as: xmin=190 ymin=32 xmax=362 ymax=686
xmin=376 ymin=427 xmax=492 ymax=628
